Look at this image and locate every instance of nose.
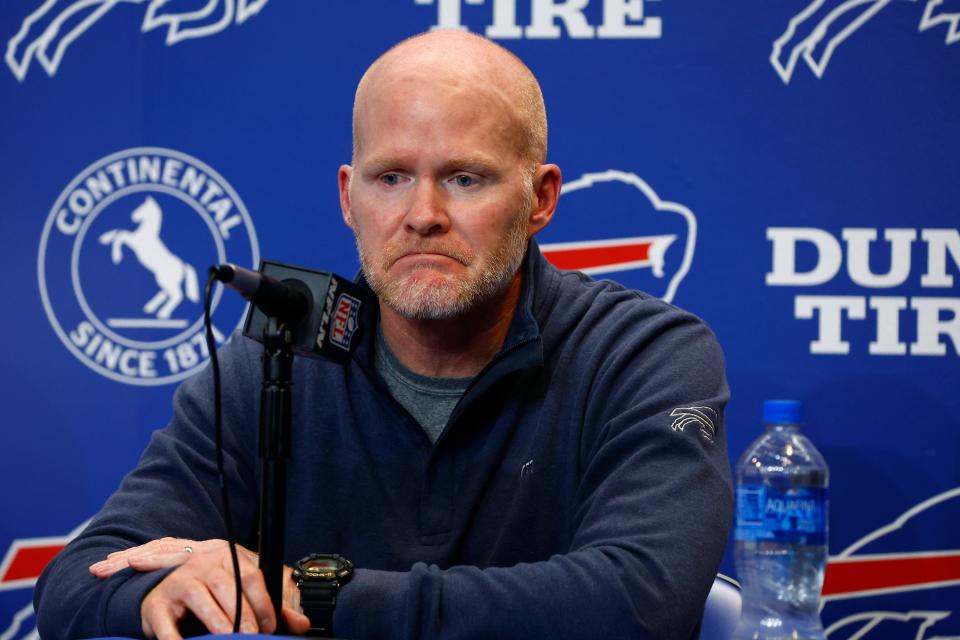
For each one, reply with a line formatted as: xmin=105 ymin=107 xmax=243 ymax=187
xmin=404 ymin=181 xmax=450 ymax=236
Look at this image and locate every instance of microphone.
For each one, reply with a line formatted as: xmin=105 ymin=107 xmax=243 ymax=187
xmin=213 ymin=261 xmax=371 ymax=362
xmin=213 ymin=264 xmax=310 ymax=323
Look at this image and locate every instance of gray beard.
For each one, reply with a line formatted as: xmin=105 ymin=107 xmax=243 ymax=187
xmin=355 ymin=214 xmax=529 ymax=321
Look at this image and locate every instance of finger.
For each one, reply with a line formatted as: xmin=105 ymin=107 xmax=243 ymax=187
xmin=150 ymin=538 xmax=200 ymax=556
xmin=97 ymin=538 xmax=195 ymax=576
xmin=280 ymin=565 xmax=308 ymax=635
xmin=207 ymin=565 xmax=271 ymax=634
xmin=127 ymin=549 xmax=193 ymax=572
xmin=89 ymin=559 xmax=120 ymax=578
xmin=92 ymin=544 xmax=155 ymax=576
xmin=282 ymin=579 xmax=297 ymax=609
xmin=141 ymin=596 xmax=185 ymax=640
xmin=228 ymin=549 xmax=277 ymax=632
xmin=210 ymin=539 xmax=258 ymax=565
xmin=108 ymin=537 xmax=175 ymax=560
xmin=179 ymin=577 xmax=236 ymax=635
xmin=91 ymin=548 xmax=193 ymax=578
xmin=240 ymin=546 xmax=259 ymax=564
xmin=282 ymin=606 xmax=312 ymax=635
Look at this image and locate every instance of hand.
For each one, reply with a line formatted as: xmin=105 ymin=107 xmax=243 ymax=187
xmin=89 ymin=537 xmax=231 ymax=576
xmin=89 ymin=538 xmax=309 ymax=639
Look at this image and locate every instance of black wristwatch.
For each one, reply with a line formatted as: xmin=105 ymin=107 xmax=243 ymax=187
xmin=293 ymin=553 xmax=354 ymax=636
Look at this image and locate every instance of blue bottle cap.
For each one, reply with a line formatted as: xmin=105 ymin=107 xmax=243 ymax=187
xmin=763 ymin=399 xmax=803 ymax=424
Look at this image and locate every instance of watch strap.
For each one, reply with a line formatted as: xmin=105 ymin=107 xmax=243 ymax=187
xmin=300 ymin=582 xmax=337 ymax=636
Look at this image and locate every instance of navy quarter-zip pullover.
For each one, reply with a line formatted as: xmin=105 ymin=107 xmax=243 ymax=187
xmin=35 ymin=241 xmax=733 ymax=639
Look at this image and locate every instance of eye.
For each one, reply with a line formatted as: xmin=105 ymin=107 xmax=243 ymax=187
xmin=453 ymin=174 xmax=475 ymax=188
xmin=380 ymin=173 xmax=401 ymax=186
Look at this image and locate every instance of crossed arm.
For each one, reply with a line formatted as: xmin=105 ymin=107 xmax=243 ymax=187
xmin=89 ymin=538 xmax=308 ymax=639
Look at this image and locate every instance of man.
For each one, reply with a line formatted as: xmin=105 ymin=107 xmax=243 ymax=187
xmin=34 ymin=31 xmax=733 ymax=639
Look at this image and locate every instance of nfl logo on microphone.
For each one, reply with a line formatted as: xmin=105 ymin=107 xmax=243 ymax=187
xmin=330 ymin=293 xmax=362 ymax=350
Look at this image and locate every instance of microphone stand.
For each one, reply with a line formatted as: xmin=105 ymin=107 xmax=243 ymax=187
xmin=258 ymin=315 xmax=293 ymax=628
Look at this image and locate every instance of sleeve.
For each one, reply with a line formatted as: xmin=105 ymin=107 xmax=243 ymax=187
xmin=333 ymin=309 xmax=734 ymax=640
xmin=32 ymin=334 xmax=262 ymax=640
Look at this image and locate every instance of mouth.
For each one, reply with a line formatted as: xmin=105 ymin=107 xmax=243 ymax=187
xmin=394 ymin=252 xmax=462 ymax=268
xmin=392 ymin=247 xmax=469 ymax=267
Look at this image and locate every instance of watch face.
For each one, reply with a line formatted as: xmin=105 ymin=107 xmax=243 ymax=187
xmin=303 ymin=558 xmax=340 ymax=578
xmin=297 ymin=554 xmax=352 ymax=581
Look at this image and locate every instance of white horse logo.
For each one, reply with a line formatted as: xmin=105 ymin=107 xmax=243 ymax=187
xmin=98 ymin=196 xmax=200 ymax=320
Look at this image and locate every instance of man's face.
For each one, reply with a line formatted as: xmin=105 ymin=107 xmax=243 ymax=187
xmin=341 ymin=72 xmax=536 ymax=320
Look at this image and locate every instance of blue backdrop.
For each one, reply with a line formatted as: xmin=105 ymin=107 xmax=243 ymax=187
xmin=1 ymin=1 xmax=958 ymax=638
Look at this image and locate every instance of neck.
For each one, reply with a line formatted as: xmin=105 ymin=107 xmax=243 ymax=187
xmin=378 ymin=273 xmax=523 ymax=378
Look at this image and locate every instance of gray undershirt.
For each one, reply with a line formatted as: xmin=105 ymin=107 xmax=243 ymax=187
xmin=374 ymin=325 xmax=472 ymax=443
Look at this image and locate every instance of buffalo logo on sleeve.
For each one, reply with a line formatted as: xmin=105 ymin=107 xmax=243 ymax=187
xmin=669 ymin=406 xmax=718 ymax=442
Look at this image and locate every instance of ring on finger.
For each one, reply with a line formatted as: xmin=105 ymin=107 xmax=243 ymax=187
xmin=184 ymin=545 xmax=194 ymax=554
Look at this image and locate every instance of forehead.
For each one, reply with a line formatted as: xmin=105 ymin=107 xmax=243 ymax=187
xmin=354 ymin=64 xmax=527 ymax=163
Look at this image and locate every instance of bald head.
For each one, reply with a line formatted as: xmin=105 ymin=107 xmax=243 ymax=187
xmin=352 ymin=31 xmax=548 ymax=166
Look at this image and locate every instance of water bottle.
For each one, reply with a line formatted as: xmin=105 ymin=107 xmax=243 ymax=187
xmin=733 ymin=400 xmax=829 ymax=640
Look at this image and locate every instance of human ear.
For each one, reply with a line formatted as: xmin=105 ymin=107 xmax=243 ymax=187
xmin=338 ymin=165 xmax=354 ymax=228
xmin=527 ymin=164 xmax=562 ymax=236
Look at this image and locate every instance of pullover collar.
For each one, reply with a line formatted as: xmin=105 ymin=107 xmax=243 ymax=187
xmin=350 ymin=240 xmax=552 ymax=404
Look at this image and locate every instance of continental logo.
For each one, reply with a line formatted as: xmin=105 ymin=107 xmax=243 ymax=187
xmin=37 ymin=147 xmax=259 ymax=385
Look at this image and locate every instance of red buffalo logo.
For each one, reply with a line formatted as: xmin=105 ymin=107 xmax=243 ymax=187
xmin=540 ymin=170 xmax=697 ymax=303
xmin=821 ymin=486 xmax=960 ymax=638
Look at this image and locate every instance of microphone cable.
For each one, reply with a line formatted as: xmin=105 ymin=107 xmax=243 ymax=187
xmin=204 ymin=267 xmax=243 ymax=634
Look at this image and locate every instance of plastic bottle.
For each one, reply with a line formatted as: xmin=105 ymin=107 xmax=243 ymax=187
xmin=733 ymin=399 xmax=829 ymax=640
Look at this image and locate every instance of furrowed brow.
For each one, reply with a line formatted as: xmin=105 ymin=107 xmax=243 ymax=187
xmin=361 ymin=156 xmax=407 ymax=175
xmin=444 ymin=156 xmax=501 ymax=175
xmin=360 ymin=155 xmax=503 ymax=177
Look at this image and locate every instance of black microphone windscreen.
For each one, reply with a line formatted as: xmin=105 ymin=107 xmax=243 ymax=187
xmin=241 ymin=260 xmax=370 ymax=362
